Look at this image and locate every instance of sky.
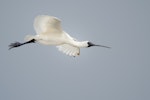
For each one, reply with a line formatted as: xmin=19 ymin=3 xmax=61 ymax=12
xmin=0 ymin=0 xmax=150 ymax=100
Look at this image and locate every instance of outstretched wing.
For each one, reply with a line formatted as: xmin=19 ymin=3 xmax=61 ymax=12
xmin=34 ymin=15 xmax=62 ymax=34
xmin=57 ymin=44 xmax=80 ymax=57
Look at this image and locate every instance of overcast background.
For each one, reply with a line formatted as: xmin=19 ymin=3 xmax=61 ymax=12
xmin=0 ymin=0 xmax=150 ymax=100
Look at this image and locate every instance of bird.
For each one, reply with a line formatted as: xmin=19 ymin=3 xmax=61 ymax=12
xmin=9 ymin=15 xmax=110 ymax=57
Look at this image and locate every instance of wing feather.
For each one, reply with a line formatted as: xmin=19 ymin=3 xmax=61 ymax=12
xmin=34 ymin=15 xmax=62 ymax=34
xmin=57 ymin=44 xmax=80 ymax=57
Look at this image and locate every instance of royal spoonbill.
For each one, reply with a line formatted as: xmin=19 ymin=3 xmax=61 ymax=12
xmin=9 ymin=15 xmax=110 ymax=56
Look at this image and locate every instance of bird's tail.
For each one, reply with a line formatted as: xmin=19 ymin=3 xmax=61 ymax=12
xmin=24 ymin=35 xmax=35 ymax=41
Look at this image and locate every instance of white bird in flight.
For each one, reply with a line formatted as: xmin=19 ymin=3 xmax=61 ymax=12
xmin=9 ymin=15 xmax=110 ymax=56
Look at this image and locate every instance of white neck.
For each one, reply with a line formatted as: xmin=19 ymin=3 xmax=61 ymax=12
xmin=63 ymin=31 xmax=89 ymax=48
xmin=71 ymin=41 xmax=89 ymax=48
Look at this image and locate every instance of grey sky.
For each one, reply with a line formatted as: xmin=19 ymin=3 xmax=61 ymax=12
xmin=0 ymin=0 xmax=150 ymax=100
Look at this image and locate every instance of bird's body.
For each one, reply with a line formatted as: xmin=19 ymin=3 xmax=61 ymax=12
xmin=9 ymin=15 xmax=110 ymax=56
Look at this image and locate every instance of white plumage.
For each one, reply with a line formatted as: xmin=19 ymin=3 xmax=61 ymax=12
xmin=34 ymin=15 xmax=62 ymax=34
xmin=30 ymin=15 xmax=82 ymax=56
xmin=57 ymin=44 xmax=80 ymax=56
xmin=9 ymin=15 xmax=110 ymax=56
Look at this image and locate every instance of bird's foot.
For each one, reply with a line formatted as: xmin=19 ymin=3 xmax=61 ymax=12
xmin=9 ymin=42 xmax=22 ymax=50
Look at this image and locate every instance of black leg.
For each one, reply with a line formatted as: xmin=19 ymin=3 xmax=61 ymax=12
xmin=9 ymin=39 xmax=36 ymax=50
